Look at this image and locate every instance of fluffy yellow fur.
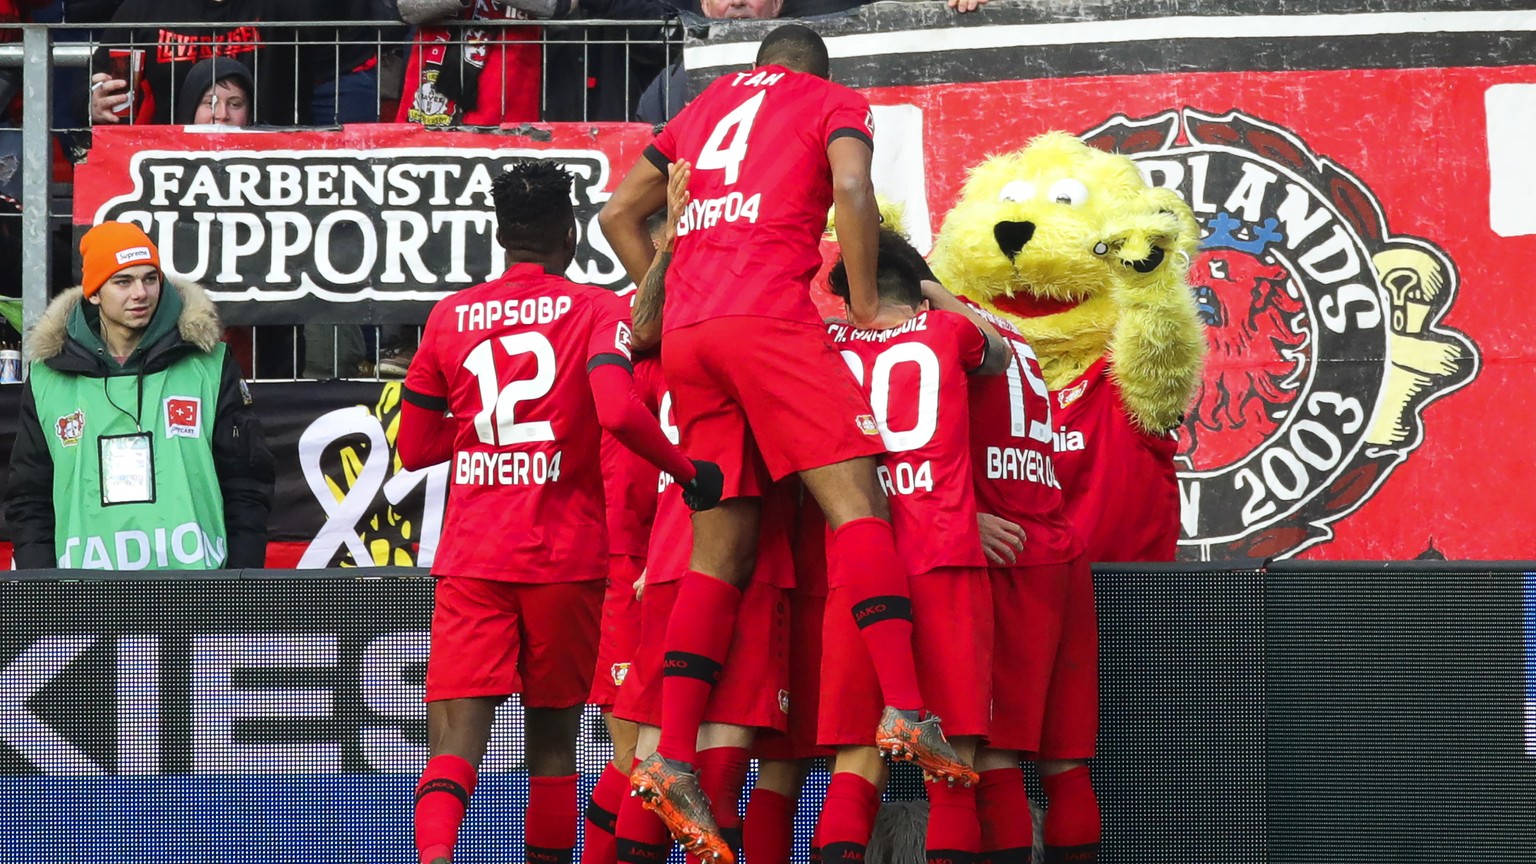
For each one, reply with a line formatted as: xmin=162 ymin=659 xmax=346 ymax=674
xmin=930 ymin=132 xmax=1205 ymax=433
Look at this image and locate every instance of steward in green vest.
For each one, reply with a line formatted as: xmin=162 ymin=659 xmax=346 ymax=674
xmin=5 ymin=221 xmax=274 ymax=570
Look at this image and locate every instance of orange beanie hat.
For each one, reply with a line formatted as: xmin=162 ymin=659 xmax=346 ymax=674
xmin=80 ymin=221 xmax=161 ymax=298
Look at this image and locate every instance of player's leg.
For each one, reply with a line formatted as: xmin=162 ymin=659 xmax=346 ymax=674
xmin=746 ymin=758 xmax=810 ymax=864
xmin=925 ymin=736 xmax=981 ymax=864
xmin=584 ymin=557 xmax=645 ymax=864
xmin=633 ymin=497 xmax=761 ymax=860
xmin=521 ymin=580 xmax=607 ymax=864
xmin=524 ymin=705 xmax=587 ymax=864
xmin=815 ymin=746 xmax=888 ymax=864
xmin=973 ymin=749 xmax=1032 ymax=864
xmin=417 ymin=576 xmax=522 ymax=864
xmin=799 ymin=457 xmax=975 ymax=784
xmin=1035 ymin=556 xmax=1100 ymax=864
xmin=617 ymin=725 xmax=674 ymax=864
xmin=418 ymin=697 xmax=501 ymax=864
xmin=695 ymin=723 xmax=757 ymax=856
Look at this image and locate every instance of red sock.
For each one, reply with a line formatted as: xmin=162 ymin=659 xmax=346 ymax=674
xmin=830 ymin=517 xmax=923 ymax=711
xmin=415 ymin=754 xmax=477 ymax=864
xmin=976 ymin=767 xmax=1032 ymax=864
xmin=581 ymin=762 xmax=632 ymax=864
xmin=615 ymin=782 xmax=672 ymax=864
xmin=656 ymin=573 xmax=742 ymax=764
xmin=925 ymin=779 xmax=980 ymax=864
xmin=815 ymin=772 xmax=880 ymax=864
xmin=1040 ymin=765 xmax=1100 ymax=863
xmin=745 ymin=787 xmax=795 ymax=864
xmin=697 ymin=746 xmax=751 ymax=849
xmin=527 ymin=774 xmax=579 ymax=864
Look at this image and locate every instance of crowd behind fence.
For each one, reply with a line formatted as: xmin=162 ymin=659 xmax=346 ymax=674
xmin=1 ymin=14 xmax=709 ymax=380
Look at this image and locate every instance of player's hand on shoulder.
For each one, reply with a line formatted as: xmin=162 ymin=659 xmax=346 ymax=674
xmin=681 ymin=459 xmax=725 ymax=512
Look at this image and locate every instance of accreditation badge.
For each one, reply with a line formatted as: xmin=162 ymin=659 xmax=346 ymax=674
xmin=99 ymin=432 xmax=155 ymax=506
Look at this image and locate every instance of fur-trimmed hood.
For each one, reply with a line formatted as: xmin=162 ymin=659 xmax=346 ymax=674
xmin=27 ymin=278 xmax=223 ymax=365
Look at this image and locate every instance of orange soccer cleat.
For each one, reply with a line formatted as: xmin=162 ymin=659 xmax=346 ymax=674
xmin=629 ymin=753 xmax=735 ymax=863
xmin=876 ymin=707 xmax=979 ymax=786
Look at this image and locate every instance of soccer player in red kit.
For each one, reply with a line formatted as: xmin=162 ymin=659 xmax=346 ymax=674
xmin=823 ymin=230 xmax=1012 ymax=864
xmin=396 ymin=160 xmax=721 ymax=864
xmin=599 ymin=24 xmax=971 ymax=861
xmin=612 ymin=355 xmax=795 ymax=864
xmin=961 ymin=302 xmax=1102 ymax=864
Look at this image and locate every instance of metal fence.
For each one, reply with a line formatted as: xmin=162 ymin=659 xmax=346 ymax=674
xmin=0 ymin=18 xmax=683 ymax=380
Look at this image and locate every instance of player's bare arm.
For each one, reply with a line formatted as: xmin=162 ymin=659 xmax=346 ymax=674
xmin=829 ymin=136 xmax=882 ymax=328
xmin=920 ymin=278 xmax=1014 ymax=375
xmin=631 ymin=161 xmax=691 ymax=353
xmin=600 ymin=155 xmax=670 ymax=287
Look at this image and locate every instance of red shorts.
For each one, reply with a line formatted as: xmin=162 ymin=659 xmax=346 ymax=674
xmin=818 ymin=567 xmax=993 ymax=747
xmin=662 ymin=316 xmax=885 ymax=498
xmin=754 ymin=588 xmax=832 ymax=760
xmin=613 ymin=577 xmax=790 ymax=732
xmin=425 ymin=576 xmax=604 ymax=707
xmin=589 ymin=554 xmax=645 ymax=709
xmin=987 ymin=557 xmax=1098 ymax=758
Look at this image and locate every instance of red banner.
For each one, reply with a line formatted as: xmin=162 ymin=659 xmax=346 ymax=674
xmin=849 ymin=68 xmax=1533 ymax=561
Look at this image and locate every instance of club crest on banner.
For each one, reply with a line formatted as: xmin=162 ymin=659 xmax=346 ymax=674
xmin=1082 ymin=109 xmax=1479 ymax=560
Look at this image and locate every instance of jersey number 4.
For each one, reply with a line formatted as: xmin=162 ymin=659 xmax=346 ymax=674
xmin=696 ymin=91 xmax=766 ymax=186
xmin=464 ymin=332 xmax=556 ymax=446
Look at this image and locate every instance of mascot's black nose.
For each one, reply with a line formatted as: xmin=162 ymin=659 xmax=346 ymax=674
xmin=994 ymin=221 xmax=1035 ymax=260
xmin=1125 ymin=246 xmax=1166 ymax=273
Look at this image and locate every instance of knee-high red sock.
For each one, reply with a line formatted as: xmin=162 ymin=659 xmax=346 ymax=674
xmin=815 ymin=772 xmax=880 ymax=864
xmin=581 ymin=762 xmax=632 ymax=864
xmin=830 ymin=518 xmax=923 ymax=711
xmin=925 ymin=779 xmax=980 ymax=864
xmin=1040 ymin=765 xmax=1100 ymax=864
xmin=527 ymin=774 xmax=580 ymax=864
xmin=745 ymin=787 xmax=795 ymax=864
xmin=657 ymin=573 xmax=742 ymax=764
xmin=975 ymin=768 xmax=1032 ymax=864
xmin=615 ymin=782 xmax=673 ymax=864
xmin=415 ymin=754 xmax=477 ymax=864
xmin=697 ymin=746 xmax=751 ymax=851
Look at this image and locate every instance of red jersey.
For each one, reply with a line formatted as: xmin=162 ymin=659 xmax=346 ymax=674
xmin=1052 ymin=357 xmax=1181 ymax=563
xmin=600 ymin=429 xmax=660 ymax=559
xmin=963 ymin=302 xmax=1081 ymax=566
xmin=406 ymin=263 xmax=633 ymax=582
xmin=829 ymin=310 xmax=988 ymax=576
xmin=647 ymin=65 xmax=874 ymax=332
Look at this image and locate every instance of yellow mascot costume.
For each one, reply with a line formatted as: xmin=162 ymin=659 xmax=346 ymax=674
xmin=930 ymin=132 xmax=1204 ymax=563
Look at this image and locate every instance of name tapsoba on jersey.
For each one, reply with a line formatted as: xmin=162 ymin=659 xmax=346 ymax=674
xmin=829 ymin=309 xmax=989 ymax=575
xmin=405 ymin=263 xmax=633 ymax=582
xmin=646 ymin=65 xmax=875 ymax=332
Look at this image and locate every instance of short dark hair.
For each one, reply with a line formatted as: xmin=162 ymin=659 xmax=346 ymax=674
xmin=492 ymin=160 xmax=576 ymax=254
xmin=829 ymin=228 xmax=927 ymax=309
xmin=756 ymin=24 xmax=830 ymax=78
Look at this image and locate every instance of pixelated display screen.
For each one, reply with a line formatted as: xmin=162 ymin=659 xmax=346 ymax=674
xmin=4 ymin=568 xmax=1535 ymax=864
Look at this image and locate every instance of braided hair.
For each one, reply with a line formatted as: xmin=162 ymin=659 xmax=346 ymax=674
xmin=493 ymin=159 xmax=576 ymax=255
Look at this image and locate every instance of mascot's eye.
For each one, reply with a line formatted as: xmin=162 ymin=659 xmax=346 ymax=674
xmin=999 ymin=180 xmax=1036 ymax=203
xmin=1210 ymin=259 xmax=1228 ymax=280
xmin=1048 ymin=178 xmax=1089 ymax=207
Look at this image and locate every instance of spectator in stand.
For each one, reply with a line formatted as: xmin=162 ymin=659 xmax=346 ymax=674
xmin=633 ymin=0 xmax=782 ymax=124
xmin=174 ymin=57 xmax=255 ymax=127
xmin=0 ymin=0 xmax=52 ymax=206
xmin=396 ymin=0 xmax=546 ymax=126
xmin=542 ymin=0 xmax=683 ymax=123
xmin=307 ymin=0 xmax=405 ymax=124
xmin=86 ymin=0 xmax=316 ymax=127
